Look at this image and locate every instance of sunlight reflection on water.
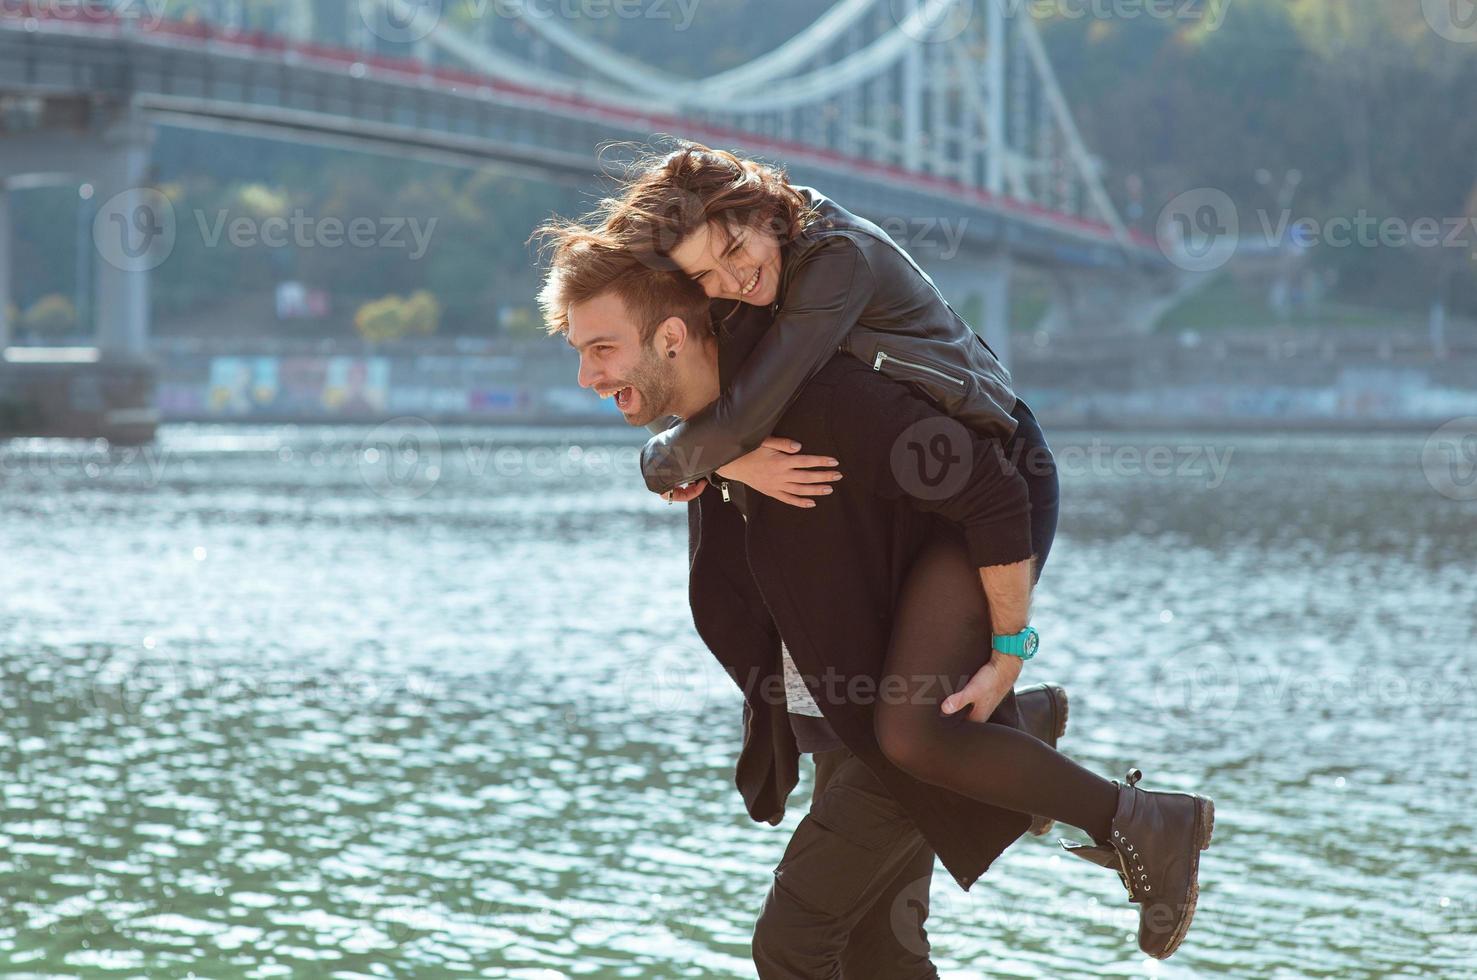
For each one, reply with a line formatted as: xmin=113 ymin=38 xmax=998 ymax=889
xmin=0 ymin=423 xmax=1472 ymax=976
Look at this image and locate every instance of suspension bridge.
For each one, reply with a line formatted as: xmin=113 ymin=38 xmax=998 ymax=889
xmin=0 ymin=0 xmax=1184 ymax=439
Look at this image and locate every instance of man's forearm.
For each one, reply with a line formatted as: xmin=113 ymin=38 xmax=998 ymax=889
xmin=979 ymin=557 xmax=1033 ymax=636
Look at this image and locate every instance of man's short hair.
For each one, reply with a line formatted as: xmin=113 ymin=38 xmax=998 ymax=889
xmin=533 ymin=224 xmax=712 ymax=345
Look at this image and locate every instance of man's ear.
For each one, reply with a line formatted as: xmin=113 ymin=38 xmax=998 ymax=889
xmin=657 ymin=315 xmax=690 ymax=357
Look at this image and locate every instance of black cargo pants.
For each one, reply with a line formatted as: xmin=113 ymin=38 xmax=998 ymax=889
xmin=751 ymin=746 xmax=940 ymax=979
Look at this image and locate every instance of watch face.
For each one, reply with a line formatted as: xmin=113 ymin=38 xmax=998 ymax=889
xmin=1024 ymin=630 xmax=1040 ymax=655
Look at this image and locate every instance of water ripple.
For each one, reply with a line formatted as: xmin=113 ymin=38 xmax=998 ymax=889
xmin=0 ymin=425 xmax=1471 ymax=976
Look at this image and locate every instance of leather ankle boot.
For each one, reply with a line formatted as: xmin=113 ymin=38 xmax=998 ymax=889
xmin=1059 ymin=768 xmax=1215 ymax=959
xmin=1013 ymin=682 xmax=1069 ymax=836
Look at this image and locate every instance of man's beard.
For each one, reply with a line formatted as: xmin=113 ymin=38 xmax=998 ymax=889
xmin=617 ymin=341 xmax=678 ymax=427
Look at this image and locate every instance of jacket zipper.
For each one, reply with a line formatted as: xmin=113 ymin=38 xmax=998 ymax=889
xmin=720 ymin=481 xmax=731 ymax=503
xmin=873 ymin=349 xmax=967 ymax=388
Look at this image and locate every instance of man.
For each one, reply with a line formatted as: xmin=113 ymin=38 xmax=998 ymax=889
xmin=541 ymin=245 xmax=1071 ymax=975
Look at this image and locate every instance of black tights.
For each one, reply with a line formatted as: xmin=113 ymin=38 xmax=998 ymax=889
xmin=874 ymin=404 xmax=1119 ymax=843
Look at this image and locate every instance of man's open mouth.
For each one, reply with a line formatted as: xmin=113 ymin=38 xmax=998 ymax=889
xmin=606 ymin=385 xmax=634 ymax=412
xmin=597 ymin=383 xmax=639 ymax=413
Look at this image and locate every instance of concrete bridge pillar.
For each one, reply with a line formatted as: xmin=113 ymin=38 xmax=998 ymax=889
xmin=1037 ymin=273 xmax=1095 ymax=335
xmin=92 ymin=106 xmax=157 ymax=362
xmin=924 ymin=249 xmax=1014 ymax=371
xmin=978 ymin=249 xmax=1012 ymax=371
xmin=282 ymin=0 xmax=314 ymax=41
xmin=0 ymin=182 xmax=10 ymax=351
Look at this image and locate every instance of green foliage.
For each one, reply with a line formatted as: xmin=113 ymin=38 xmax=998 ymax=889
xmin=22 ymin=294 xmax=77 ymax=335
xmin=501 ymin=307 xmax=542 ymax=338
xmin=354 ymin=289 xmax=441 ymax=344
xmin=1042 ymin=0 xmax=1477 ymax=314
xmin=402 ymin=290 xmax=441 ymax=336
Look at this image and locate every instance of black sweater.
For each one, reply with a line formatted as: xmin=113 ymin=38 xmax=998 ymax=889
xmin=685 ymin=312 xmax=1035 ymax=893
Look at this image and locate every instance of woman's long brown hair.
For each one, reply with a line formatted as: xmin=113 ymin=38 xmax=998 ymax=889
xmin=583 ymin=140 xmax=820 ymax=265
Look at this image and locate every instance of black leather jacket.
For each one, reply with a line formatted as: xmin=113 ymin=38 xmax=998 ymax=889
xmin=640 ymin=186 xmax=1020 ymax=494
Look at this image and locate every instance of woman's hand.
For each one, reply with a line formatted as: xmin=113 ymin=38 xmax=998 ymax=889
xmin=662 ymin=479 xmax=708 ymax=504
xmin=940 ymin=653 xmax=1023 ymax=722
xmin=714 ymin=437 xmax=842 ymax=508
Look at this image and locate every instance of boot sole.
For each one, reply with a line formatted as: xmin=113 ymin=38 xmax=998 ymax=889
xmin=1017 ymin=682 xmax=1071 ymax=741
xmin=1050 ymin=683 xmax=1069 ymax=740
xmin=1027 ymin=684 xmax=1070 ymax=836
xmin=1153 ymin=796 xmax=1215 ymax=960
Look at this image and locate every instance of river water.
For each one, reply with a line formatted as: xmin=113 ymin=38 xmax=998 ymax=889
xmin=0 ymin=421 xmax=1473 ymax=978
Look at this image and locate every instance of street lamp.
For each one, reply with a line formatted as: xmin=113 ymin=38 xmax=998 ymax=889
xmin=76 ymin=182 xmax=94 ymax=342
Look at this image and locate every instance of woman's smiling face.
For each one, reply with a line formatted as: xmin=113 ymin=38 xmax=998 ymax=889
xmin=668 ymin=219 xmax=783 ymax=306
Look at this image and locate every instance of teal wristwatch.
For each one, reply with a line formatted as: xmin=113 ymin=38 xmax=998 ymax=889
xmin=992 ymin=626 xmax=1040 ymax=661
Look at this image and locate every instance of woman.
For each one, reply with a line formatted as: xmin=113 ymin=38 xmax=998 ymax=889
xmin=571 ymin=142 xmax=1215 ymax=960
